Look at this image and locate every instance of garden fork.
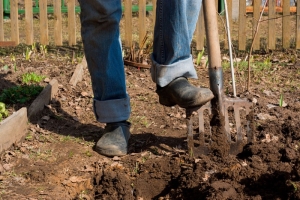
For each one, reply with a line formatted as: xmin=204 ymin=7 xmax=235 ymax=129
xmin=186 ymin=0 xmax=253 ymax=156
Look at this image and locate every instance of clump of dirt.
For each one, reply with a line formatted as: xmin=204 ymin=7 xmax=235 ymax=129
xmin=209 ymin=110 xmax=230 ymax=159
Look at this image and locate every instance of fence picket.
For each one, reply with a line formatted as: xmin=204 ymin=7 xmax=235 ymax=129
xmin=238 ymin=0 xmax=246 ymax=50
xmin=224 ymin=0 xmax=232 ymax=49
xmin=0 ymin=1 xmax=299 ymax=51
xmin=68 ymin=0 xmax=76 ymax=46
xmin=139 ymin=0 xmax=146 ymax=47
xmin=39 ymin=0 xmax=48 ymax=45
xmin=282 ymin=0 xmax=290 ymax=48
xmin=268 ymin=0 xmax=276 ymax=50
xmin=196 ymin=6 xmax=205 ymax=51
xmin=0 ymin=0 xmax=4 ymax=41
xmin=297 ymin=0 xmax=300 ymax=49
xmin=152 ymin=0 xmax=157 ymax=28
xmin=124 ymin=0 xmax=133 ymax=48
xmin=10 ymin=0 xmax=19 ymax=44
xmin=253 ymin=0 xmax=261 ymax=51
xmin=25 ymin=0 xmax=33 ymax=45
xmin=54 ymin=0 xmax=62 ymax=46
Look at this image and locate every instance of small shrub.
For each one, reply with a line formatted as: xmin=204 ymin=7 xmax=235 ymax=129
xmin=21 ymin=72 xmax=45 ymax=85
xmin=0 ymin=85 xmax=43 ymax=104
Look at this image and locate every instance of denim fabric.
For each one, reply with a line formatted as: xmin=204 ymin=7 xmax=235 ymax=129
xmin=79 ymin=0 xmax=202 ymax=123
xmin=78 ymin=0 xmax=130 ymax=123
xmin=151 ymin=0 xmax=202 ymax=87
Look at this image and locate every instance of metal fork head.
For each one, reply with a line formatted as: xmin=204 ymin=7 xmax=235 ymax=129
xmin=187 ymin=98 xmax=253 ymax=156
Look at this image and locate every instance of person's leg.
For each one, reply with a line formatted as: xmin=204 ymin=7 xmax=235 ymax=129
xmin=151 ymin=0 xmax=214 ymax=108
xmin=79 ymin=0 xmax=130 ymax=156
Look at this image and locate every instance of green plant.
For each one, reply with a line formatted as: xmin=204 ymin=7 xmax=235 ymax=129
xmin=31 ymin=42 xmax=37 ymax=53
xmin=40 ymin=44 xmax=47 ymax=56
xmin=13 ymin=63 xmax=17 ymax=72
xmin=10 ymin=53 xmax=15 ymax=62
xmin=132 ymin=162 xmax=140 ymax=175
xmin=2 ymin=65 xmax=8 ymax=71
xmin=288 ymin=181 xmax=298 ymax=192
xmin=196 ymin=48 xmax=205 ymax=66
xmin=9 ymin=53 xmax=17 ymax=72
xmin=24 ymin=47 xmax=33 ymax=61
xmin=21 ymin=72 xmax=45 ymax=85
xmin=0 ymin=102 xmax=8 ymax=121
xmin=84 ymin=150 xmax=92 ymax=157
xmin=0 ymin=85 xmax=43 ymax=104
xmin=25 ymin=133 xmax=33 ymax=141
xmin=279 ymin=93 xmax=284 ymax=107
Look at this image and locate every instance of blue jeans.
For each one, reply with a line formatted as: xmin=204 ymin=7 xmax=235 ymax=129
xmin=79 ymin=0 xmax=202 ymax=123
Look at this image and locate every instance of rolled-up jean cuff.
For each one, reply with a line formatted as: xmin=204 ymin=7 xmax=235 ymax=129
xmin=150 ymin=54 xmax=198 ymax=87
xmin=93 ymin=95 xmax=131 ymax=123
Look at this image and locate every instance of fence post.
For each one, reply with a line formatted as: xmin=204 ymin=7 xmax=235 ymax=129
xmin=25 ymin=0 xmax=33 ymax=45
xmin=238 ymin=0 xmax=246 ymax=50
xmin=68 ymin=0 xmax=76 ymax=46
xmin=195 ymin=6 xmax=205 ymax=51
xmin=139 ymin=0 xmax=146 ymax=47
xmin=252 ymin=0 xmax=261 ymax=51
xmin=297 ymin=0 xmax=300 ymax=49
xmin=282 ymin=0 xmax=290 ymax=49
xmin=0 ymin=0 xmax=4 ymax=41
xmin=224 ymin=0 xmax=232 ymax=49
xmin=39 ymin=0 xmax=48 ymax=45
xmin=124 ymin=0 xmax=132 ymax=48
xmin=152 ymin=0 xmax=156 ymax=28
xmin=10 ymin=0 xmax=19 ymax=44
xmin=54 ymin=0 xmax=62 ymax=46
xmin=268 ymin=0 xmax=276 ymax=50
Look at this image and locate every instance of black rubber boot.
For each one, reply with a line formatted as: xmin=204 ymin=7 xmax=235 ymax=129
xmin=95 ymin=121 xmax=131 ymax=157
xmin=156 ymin=77 xmax=214 ymax=108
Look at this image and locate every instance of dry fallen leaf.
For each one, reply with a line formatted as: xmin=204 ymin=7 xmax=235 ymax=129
xmin=69 ymin=176 xmax=87 ymax=183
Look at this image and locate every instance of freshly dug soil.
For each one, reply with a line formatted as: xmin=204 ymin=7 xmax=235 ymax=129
xmin=0 ymin=45 xmax=300 ymax=199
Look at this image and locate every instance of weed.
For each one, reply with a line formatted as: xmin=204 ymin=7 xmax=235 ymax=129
xmin=40 ymin=44 xmax=47 ymax=56
xmin=0 ymin=85 xmax=43 ymax=104
xmin=0 ymin=102 xmax=8 ymax=122
xmin=253 ymin=58 xmax=272 ymax=71
xmin=2 ymin=65 xmax=8 ymax=71
xmin=25 ymin=133 xmax=33 ymax=141
xmin=31 ymin=42 xmax=37 ymax=53
xmin=10 ymin=53 xmax=15 ymax=62
xmin=196 ymin=48 xmax=205 ymax=66
xmin=13 ymin=63 xmax=17 ymax=72
xmin=78 ymin=190 xmax=90 ymax=200
xmin=131 ymin=116 xmax=151 ymax=128
xmin=84 ymin=150 xmax=92 ymax=157
xmin=279 ymin=93 xmax=284 ymax=107
xmin=288 ymin=180 xmax=298 ymax=192
xmin=24 ymin=47 xmax=33 ymax=61
xmin=21 ymin=72 xmax=45 ymax=85
xmin=3 ymin=170 xmax=17 ymax=177
xmin=60 ymin=135 xmax=72 ymax=142
xmin=68 ymin=151 xmax=74 ymax=158
xmin=132 ymin=162 xmax=140 ymax=175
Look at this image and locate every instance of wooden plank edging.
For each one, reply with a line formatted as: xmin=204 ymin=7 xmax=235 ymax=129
xmin=0 ymin=107 xmax=28 ymax=154
xmin=28 ymin=79 xmax=58 ymax=120
xmin=69 ymin=57 xmax=87 ymax=86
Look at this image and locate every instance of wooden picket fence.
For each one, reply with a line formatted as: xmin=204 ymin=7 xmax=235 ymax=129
xmin=0 ymin=0 xmax=300 ymax=50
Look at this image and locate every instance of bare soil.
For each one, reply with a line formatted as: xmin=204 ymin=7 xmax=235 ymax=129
xmin=0 ymin=43 xmax=300 ymax=200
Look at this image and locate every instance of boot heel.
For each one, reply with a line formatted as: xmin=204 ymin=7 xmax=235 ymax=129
xmin=159 ymin=96 xmax=176 ymax=107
